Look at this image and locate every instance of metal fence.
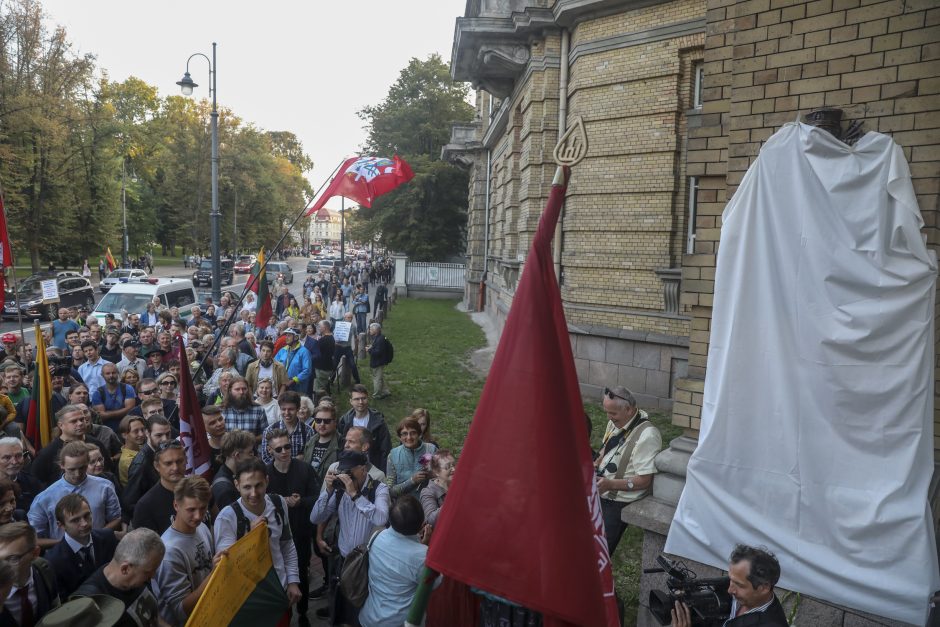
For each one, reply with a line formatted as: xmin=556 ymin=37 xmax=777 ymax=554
xmin=406 ymin=262 xmax=465 ymax=289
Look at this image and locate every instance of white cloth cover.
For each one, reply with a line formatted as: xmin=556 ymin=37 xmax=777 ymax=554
xmin=665 ymin=123 xmax=939 ymax=625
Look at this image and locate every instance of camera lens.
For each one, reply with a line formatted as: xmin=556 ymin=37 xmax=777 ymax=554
xmin=332 ymin=478 xmax=345 ymax=492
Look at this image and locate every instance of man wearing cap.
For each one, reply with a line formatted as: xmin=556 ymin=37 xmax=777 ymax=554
xmin=117 ymin=340 xmax=145 ymax=379
xmin=52 ymin=308 xmax=80 ymax=351
xmin=99 ymin=329 xmax=123 ymax=365
xmin=310 ymin=450 xmax=389 ymax=623
xmin=91 ymin=364 xmax=137 ymax=433
xmin=274 ymin=328 xmax=311 ymax=397
xmin=142 ymin=349 xmax=168 ymax=381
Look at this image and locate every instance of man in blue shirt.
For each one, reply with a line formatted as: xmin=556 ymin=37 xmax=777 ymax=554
xmin=77 ymin=341 xmax=107 ymax=400
xmin=274 ymin=328 xmax=311 ymax=396
xmin=27 ymin=441 xmax=122 ymax=549
xmin=52 ymin=308 xmax=80 ymax=350
xmin=91 ymin=363 xmax=137 ymax=432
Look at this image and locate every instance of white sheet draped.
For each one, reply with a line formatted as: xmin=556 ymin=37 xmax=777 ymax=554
xmin=665 ymin=123 xmax=939 ymax=625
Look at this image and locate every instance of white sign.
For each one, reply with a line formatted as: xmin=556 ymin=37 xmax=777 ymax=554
xmin=428 ymin=267 xmax=439 ymax=282
xmin=333 ymin=320 xmax=351 ymax=342
xmin=40 ymin=279 xmax=59 ymax=303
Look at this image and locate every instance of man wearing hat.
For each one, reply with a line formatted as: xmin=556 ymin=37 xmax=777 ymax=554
xmin=35 ymin=595 xmax=122 ymax=627
xmin=310 ymin=450 xmax=389 ymax=623
xmin=141 ymin=349 xmax=168 ymax=381
xmin=274 ymin=328 xmax=311 ymax=397
xmin=99 ymin=329 xmax=122 ymax=365
xmin=116 ymin=339 xmax=145 ymax=379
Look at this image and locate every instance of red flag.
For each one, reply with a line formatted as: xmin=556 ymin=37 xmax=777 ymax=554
xmin=177 ymin=333 xmax=212 ymax=477
xmin=304 ymin=155 xmax=414 ymax=216
xmin=0 ymin=193 xmax=12 ymax=311
xmin=425 ymin=167 xmax=619 ymax=627
xmin=246 ymin=248 xmax=273 ymax=330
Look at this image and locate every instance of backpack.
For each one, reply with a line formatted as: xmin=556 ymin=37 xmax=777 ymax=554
xmin=339 ymin=529 xmax=382 ymax=608
xmin=230 ymin=494 xmax=291 ymax=542
xmin=385 ymin=337 xmax=394 ymax=364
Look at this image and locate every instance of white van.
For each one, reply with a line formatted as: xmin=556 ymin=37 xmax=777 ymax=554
xmin=91 ymin=278 xmax=198 ymax=325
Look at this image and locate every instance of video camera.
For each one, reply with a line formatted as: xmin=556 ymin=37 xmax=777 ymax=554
xmin=645 ymin=555 xmax=731 ymax=626
xmin=48 ymin=355 xmax=72 ymax=378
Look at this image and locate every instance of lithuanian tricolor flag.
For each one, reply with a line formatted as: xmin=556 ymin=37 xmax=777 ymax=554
xmin=247 ymin=248 xmax=273 ymax=329
xmin=25 ymin=323 xmax=52 ymax=448
xmin=185 ymin=521 xmax=289 ymax=627
xmin=105 ymin=247 xmax=117 ymax=272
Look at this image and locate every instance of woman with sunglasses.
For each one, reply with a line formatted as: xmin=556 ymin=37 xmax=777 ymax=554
xmin=385 ymin=417 xmax=437 ymax=500
xmin=156 ymin=373 xmax=178 ymax=402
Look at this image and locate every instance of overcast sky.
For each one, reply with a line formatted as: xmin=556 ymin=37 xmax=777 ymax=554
xmin=40 ymin=0 xmax=468 ymax=210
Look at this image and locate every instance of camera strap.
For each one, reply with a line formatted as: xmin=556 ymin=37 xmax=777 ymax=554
xmin=607 ymin=421 xmax=654 ymax=500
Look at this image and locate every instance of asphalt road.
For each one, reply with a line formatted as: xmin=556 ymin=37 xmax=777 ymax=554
xmin=0 ymin=256 xmax=316 ymax=343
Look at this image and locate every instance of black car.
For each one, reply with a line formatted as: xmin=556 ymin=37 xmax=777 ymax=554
xmin=3 ymin=272 xmax=96 ymax=321
xmin=192 ymin=259 xmax=234 ymax=287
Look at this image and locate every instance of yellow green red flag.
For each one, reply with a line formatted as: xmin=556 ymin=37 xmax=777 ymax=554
xmin=25 ymin=323 xmax=53 ymax=448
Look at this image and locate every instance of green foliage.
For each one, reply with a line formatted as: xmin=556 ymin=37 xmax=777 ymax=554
xmin=356 ymin=55 xmax=474 ymax=260
xmin=0 ymin=0 xmax=312 ymax=270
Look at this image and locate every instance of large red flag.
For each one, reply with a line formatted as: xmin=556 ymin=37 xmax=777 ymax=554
xmin=0 ymin=192 xmax=12 ymax=311
xmin=304 ymin=155 xmax=414 ymax=216
xmin=177 ymin=333 xmax=212 ymax=477
xmin=425 ymin=167 xmax=619 ymax=626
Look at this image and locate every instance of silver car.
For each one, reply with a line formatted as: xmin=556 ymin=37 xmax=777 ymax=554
xmin=266 ymin=261 xmax=294 ymax=284
xmin=99 ymin=268 xmax=149 ymax=293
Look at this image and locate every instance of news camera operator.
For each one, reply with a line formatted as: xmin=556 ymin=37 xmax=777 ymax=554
xmin=668 ymin=545 xmax=787 ymax=627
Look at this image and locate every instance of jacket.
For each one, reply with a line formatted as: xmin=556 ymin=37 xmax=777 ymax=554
xmin=274 ymin=343 xmax=312 ymax=393
xmin=0 ymin=559 xmax=59 ymax=626
xmin=386 ymin=442 xmax=437 ymax=498
xmin=43 ymin=529 xmax=118 ymax=600
xmin=302 ymin=433 xmax=341 ymax=491
xmin=245 ymin=359 xmax=288 ymax=394
xmin=337 ymin=408 xmax=392 ymax=474
xmin=368 ymin=333 xmax=392 ymax=368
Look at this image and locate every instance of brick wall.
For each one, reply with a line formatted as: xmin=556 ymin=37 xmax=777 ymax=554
xmin=678 ymin=0 xmax=940 ymax=450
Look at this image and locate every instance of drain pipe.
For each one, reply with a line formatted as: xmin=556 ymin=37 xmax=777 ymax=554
xmin=554 ymin=29 xmax=570 ymax=280
xmin=480 ymin=146 xmax=492 ymax=311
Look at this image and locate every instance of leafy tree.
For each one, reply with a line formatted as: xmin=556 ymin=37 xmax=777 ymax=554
xmin=357 ymin=54 xmax=473 ymax=260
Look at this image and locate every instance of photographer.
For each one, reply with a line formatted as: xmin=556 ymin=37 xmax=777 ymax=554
xmin=310 ymin=449 xmax=389 ymax=624
xmin=669 ymin=545 xmax=787 ymax=627
xmin=595 ymin=386 xmax=661 ymax=555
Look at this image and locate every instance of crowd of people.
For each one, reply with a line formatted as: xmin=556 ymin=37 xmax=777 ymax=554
xmin=0 ymin=252 xmax=788 ymax=627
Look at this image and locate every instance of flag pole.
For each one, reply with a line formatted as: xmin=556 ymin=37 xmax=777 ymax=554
xmin=192 ymin=158 xmax=347 ymax=380
xmin=405 ymin=566 xmax=440 ymax=626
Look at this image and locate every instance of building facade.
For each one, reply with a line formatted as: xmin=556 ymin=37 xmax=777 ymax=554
xmin=309 ymin=207 xmax=341 ymax=245
xmin=445 ymin=0 xmax=708 ymax=410
xmin=447 ymin=0 xmax=939 ymax=624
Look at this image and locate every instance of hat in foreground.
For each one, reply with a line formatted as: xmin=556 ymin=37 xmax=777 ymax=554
xmin=36 ymin=595 xmax=124 ymax=627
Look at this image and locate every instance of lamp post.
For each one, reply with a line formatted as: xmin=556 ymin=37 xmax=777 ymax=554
xmin=178 ymin=42 xmax=221 ymax=302
xmin=121 ymin=158 xmax=129 ymax=268
xmin=340 ymin=197 xmax=345 ymax=267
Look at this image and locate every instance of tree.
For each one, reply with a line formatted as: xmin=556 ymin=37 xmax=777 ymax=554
xmin=357 ymin=54 xmax=473 ymax=260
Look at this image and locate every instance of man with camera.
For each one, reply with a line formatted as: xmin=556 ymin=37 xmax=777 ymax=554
xmin=669 ymin=545 xmax=787 ymax=627
xmin=595 ymin=386 xmax=662 ymax=556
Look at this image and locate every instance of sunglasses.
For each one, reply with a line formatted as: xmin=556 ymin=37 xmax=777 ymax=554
xmin=160 ymin=381 xmax=177 ymax=387
xmin=157 ymin=440 xmax=183 ymax=451
xmin=139 ymin=389 xmax=157 ymax=395
xmin=272 ymin=444 xmax=291 ymax=454
xmin=604 ymin=387 xmax=630 ymax=402
xmin=314 ymin=418 xmax=335 ymax=425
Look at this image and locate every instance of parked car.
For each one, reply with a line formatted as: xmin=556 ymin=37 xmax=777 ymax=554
xmin=3 ymin=273 xmax=96 ymax=321
xmin=192 ymin=259 xmax=234 ymax=287
xmin=306 ymin=259 xmax=320 ymax=274
xmin=91 ymin=278 xmax=198 ymax=326
xmin=265 ymin=261 xmax=294 ymax=284
xmin=99 ymin=268 xmax=148 ymax=293
xmin=234 ymin=255 xmax=256 ymax=274
xmin=319 ymin=259 xmax=343 ymax=272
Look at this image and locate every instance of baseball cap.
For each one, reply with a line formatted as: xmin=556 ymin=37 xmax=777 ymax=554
xmin=336 ymin=450 xmax=368 ymax=472
xmin=1 ymin=333 xmax=15 ymax=344
xmin=122 ymin=339 xmax=140 ymax=349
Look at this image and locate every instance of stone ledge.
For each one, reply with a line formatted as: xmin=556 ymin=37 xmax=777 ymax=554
xmin=567 ymin=322 xmax=690 ymax=347
xmin=621 ymin=496 xmax=676 ymax=536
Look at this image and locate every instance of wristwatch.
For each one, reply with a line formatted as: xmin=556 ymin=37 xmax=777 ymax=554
xmin=350 ymin=492 xmax=360 ymax=501
xmin=626 ymin=479 xmax=635 ymax=490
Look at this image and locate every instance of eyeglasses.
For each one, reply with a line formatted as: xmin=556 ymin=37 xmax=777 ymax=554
xmin=272 ymin=445 xmax=291 ymax=453
xmin=604 ymin=387 xmax=630 ymax=402
xmin=313 ymin=418 xmax=335 ymax=425
xmin=3 ymin=547 xmax=34 ymax=564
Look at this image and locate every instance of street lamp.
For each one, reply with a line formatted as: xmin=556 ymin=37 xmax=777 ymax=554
xmin=121 ymin=158 xmax=129 ymax=268
xmin=177 ymin=43 xmax=221 ymax=302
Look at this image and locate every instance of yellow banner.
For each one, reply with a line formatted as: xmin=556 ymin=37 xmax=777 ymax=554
xmin=185 ymin=522 xmax=274 ymax=627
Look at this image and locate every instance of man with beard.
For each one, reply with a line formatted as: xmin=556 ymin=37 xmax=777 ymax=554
xmin=91 ymin=363 xmax=137 ymax=432
xmin=246 ymin=340 xmax=288 ymax=394
xmin=132 ymin=441 xmax=187 ymax=535
xmin=222 ymin=377 xmax=267 ymax=440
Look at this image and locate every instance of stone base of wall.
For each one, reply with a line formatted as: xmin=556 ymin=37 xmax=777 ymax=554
xmin=407 ymin=287 xmax=463 ymax=300
xmin=464 ymin=279 xmax=482 ymax=312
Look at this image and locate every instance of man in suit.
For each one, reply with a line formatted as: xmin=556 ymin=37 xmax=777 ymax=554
xmin=0 ymin=522 xmax=59 ymax=626
xmin=43 ymin=494 xmax=118 ymax=601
